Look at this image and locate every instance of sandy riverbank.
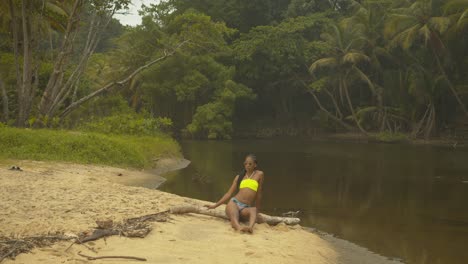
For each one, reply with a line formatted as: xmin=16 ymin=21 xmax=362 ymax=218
xmin=0 ymin=160 xmax=402 ymax=264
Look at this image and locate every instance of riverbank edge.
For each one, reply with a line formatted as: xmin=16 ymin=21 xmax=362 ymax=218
xmin=314 ymin=133 xmax=463 ymax=147
xmin=0 ymin=158 xmax=402 ymax=264
xmin=230 ymin=132 xmax=465 ymax=148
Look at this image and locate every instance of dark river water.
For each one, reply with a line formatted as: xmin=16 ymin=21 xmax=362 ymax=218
xmin=152 ymin=139 xmax=468 ymax=264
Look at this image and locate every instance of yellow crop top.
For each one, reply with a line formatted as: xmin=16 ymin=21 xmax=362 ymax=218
xmin=239 ymin=178 xmax=259 ymax=192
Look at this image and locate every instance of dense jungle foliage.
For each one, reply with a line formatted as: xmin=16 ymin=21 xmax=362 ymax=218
xmin=0 ymin=0 xmax=467 ymax=140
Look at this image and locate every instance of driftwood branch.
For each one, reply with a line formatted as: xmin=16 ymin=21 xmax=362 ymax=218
xmin=0 ymin=234 xmax=74 ymax=262
xmin=1 ymin=205 xmax=298 ymax=262
xmin=64 ymin=237 xmax=97 ymax=253
xmin=169 ymin=205 xmax=300 ymax=225
xmin=79 ymin=229 xmax=119 ymax=244
xmin=78 ymin=251 xmax=146 ymax=261
xmin=0 ymin=241 xmax=19 ymax=263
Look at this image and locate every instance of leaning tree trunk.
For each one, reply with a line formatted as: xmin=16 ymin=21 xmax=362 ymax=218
xmin=296 ymin=76 xmax=353 ymax=131
xmin=410 ymin=103 xmax=431 ymax=139
xmin=309 ymin=90 xmax=354 ymax=131
xmin=59 ymin=41 xmax=188 ymax=118
xmin=431 ymin=37 xmax=468 ymax=117
xmin=343 ymin=79 xmax=368 ymax=135
xmin=325 ymin=88 xmax=343 ymax=119
xmin=423 ymin=103 xmax=436 ymax=140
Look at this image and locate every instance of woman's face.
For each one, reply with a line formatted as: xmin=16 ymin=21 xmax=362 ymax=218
xmin=244 ymin=157 xmax=256 ymax=171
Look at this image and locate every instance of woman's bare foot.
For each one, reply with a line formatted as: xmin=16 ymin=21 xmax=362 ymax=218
xmin=241 ymin=226 xmax=253 ymax=234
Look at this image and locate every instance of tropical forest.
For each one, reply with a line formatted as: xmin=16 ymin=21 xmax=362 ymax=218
xmin=0 ymin=1 xmax=467 ymax=264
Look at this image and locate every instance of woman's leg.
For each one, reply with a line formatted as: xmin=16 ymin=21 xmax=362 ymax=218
xmin=225 ymin=200 xmax=242 ymax=230
xmin=239 ymin=207 xmax=257 ymax=233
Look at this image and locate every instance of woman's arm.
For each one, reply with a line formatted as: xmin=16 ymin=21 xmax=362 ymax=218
xmin=255 ymin=172 xmax=264 ymax=212
xmin=205 ymin=175 xmax=239 ymax=209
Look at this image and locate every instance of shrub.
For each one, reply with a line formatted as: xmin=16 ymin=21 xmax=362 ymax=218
xmin=78 ymin=114 xmax=173 ymax=136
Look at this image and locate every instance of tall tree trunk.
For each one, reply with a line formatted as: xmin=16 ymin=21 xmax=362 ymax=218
xmin=424 ymin=103 xmax=435 ymax=140
xmin=431 ymin=46 xmax=468 ymax=116
xmin=309 ymin=90 xmax=354 ymax=131
xmin=40 ymin=3 xmax=119 ymax=120
xmin=48 ymin=8 xmax=116 ymax=118
xmin=0 ymin=77 xmax=8 ymax=122
xmin=343 ymin=79 xmax=368 ymax=135
xmin=16 ymin=0 xmax=34 ymax=127
xmin=294 ymin=75 xmax=352 ymax=130
xmin=38 ymin=0 xmax=82 ymax=118
xmin=325 ymin=89 xmax=343 ymax=119
xmin=411 ymin=104 xmax=431 ymax=138
xmin=8 ymin=0 xmax=21 ymax=94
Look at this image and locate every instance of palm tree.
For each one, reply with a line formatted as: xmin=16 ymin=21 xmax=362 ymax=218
xmin=0 ymin=0 xmax=70 ymax=126
xmin=341 ymin=0 xmax=396 ymax=131
xmin=309 ymin=23 xmax=372 ymax=134
xmin=384 ymin=0 xmax=468 ymax=116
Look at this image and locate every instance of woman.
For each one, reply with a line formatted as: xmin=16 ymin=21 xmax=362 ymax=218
xmin=205 ymin=154 xmax=264 ymax=233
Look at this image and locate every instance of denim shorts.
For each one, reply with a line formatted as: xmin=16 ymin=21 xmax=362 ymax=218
xmin=231 ymin=197 xmax=250 ymax=212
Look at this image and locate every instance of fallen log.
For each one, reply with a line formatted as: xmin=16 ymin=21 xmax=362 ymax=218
xmin=169 ymin=205 xmax=300 ymax=225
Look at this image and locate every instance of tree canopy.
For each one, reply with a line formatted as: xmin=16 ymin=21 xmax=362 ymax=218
xmin=0 ymin=0 xmax=467 ymax=139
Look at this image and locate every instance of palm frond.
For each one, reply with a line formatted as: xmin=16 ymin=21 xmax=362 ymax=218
xmin=309 ymin=57 xmax=338 ymax=73
xmin=308 ymin=77 xmax=330 ymax=92
xmin=342 ymin=52 xmax=370 ymax=64
xmin=443 ymin=0 xmax=468 ymax=14
xmin=384 ymin=14 xmax=418 ymax=39
xmin=457 ymin=9 xmax=468 ymax=28
xmin=355 ymin=106 xmax=378 ymax=118
xmin=352 ymin=66 xmax=376 ymax=94
xmin=374 ymin=46 xmax=392 ymax=59
xmin=419 ymin=25 xmax=431 ymax=46
xmin=331 ymin=24 xmax=344 ymax=50
xmin=428 ymin=17 xmax=451 ymax=34
xmin=388 ymin=24 xmax=420 ymax=49
xmin=45 ymin=1 xmax=68 ymax=17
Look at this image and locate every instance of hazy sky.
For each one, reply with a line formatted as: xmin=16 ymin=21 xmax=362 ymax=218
xmin=114 ymin=0 xmax=160 ymax=26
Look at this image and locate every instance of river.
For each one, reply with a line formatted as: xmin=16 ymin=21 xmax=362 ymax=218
xmin=147 ymin=139 xmax=468 ymax=264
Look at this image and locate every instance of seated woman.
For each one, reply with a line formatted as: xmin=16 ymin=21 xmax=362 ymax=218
xmin=205 ymin=154 xmax=264 ymax=233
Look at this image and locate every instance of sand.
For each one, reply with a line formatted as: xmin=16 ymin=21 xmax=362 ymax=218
xmin=0 ymin=160 xmax=402 ymax=264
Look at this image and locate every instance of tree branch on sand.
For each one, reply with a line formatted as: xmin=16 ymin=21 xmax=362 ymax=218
xmin=77 ymin=251 xmax=147 ymax=261
xmin=169 ymin=205 xmax=301 ymax=225
xmin=0 ymin=205 xmax=299 ymax=261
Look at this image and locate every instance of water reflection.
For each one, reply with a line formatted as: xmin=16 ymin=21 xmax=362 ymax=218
xmin=158 ymin=139 xmax=468 ymax=264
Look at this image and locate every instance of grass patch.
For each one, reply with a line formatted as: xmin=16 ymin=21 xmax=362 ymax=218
xmin=373 ymin=131 xmax=409 ymax=143
xmin=0 ymin=126 xmax=181 ymax=168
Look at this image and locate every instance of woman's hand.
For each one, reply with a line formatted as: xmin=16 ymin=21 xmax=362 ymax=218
xmin=204 ymin=204 xmax=217 ymax=210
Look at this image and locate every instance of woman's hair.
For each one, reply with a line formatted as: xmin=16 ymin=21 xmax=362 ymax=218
xmin=245 ymin=154 xmax=257 ymax=165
